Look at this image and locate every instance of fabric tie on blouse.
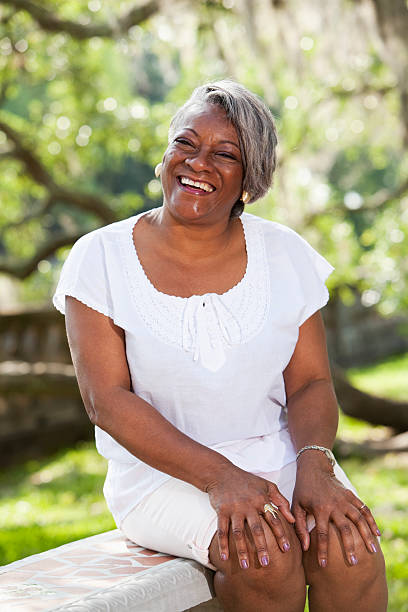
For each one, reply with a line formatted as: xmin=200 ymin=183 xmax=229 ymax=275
xmin=181 ymin=294 xmax=243 ymax=372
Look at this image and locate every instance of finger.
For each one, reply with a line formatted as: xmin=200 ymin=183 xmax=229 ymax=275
xmin=348 ymin=492 xmax=381 ymax=537
xmin=231 ymin=517 xmax=250 ymax=569
xmin=357 ymin=503 xmax=382 ymax=537
xmin=314 ymin=515 xmax=330 ymax=568
xmin=293 ymin=503 xmax=310 ymax=551
xmin=263 ymin=504 xmax=291 ymax=553
xmin=217 ymin=515 xmax=230 ymax=562
xmin=267 ymin=484 xmax=295 ymax=524
xmin=332 ymin=511 xmax=358 ymax=567
xmin=346 ymin=506 xmax=378 ymax=554
xmin=247 ymin=514 xmax=270 ymax=567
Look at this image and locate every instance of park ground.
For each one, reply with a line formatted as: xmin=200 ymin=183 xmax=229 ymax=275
xmin=0 ymin=353 xmax=407 ymax=612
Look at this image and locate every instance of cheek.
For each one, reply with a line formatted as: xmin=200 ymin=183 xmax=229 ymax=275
xmin=161 ymin=147 xmax=181 ymax=176
xmin=227 ymin=167 xmax=243 ymax=192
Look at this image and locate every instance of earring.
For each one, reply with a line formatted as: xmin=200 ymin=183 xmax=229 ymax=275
xmin=241 ymin=190 xmax=250 ymax=204
xmin=154 ymin=162 xmax=163 ymax=178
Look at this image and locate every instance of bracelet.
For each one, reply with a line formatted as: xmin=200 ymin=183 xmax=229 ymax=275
xmin=296 ymin=445 xmax=335 ymax=466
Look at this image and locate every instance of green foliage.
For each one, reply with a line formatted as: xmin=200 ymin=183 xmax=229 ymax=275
xmin=0 ymin=0 xmax=407 ymax=316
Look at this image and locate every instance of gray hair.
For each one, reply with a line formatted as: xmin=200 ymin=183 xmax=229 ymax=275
xmin=168 ymin=80 xmax=278 ymax=217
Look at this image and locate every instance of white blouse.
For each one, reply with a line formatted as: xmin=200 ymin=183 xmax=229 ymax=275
xmin=53 ymin=210 xmax=333 ymax=526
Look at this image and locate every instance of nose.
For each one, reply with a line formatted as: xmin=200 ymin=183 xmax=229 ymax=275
xmin=185 ymin=148 xmax=212 ymax=173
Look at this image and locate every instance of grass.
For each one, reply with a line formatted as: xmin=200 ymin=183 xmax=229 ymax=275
xmin=0 ymin=353 xmax=407 ymax=610
xmin=0 ymin=445 xmax=115 ymax=565
xmin=347 ymin=352 xmax=408 ymax=402
xmin=337 ymin=353 xmax=408 ymax=612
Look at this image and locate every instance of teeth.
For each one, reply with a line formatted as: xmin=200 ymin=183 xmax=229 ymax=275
xmin=180 ymin=176 xmax=214 ymax=192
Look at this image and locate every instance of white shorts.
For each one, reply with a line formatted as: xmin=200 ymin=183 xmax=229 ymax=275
xmin=121 ymin=461 xmax=357 ymax=570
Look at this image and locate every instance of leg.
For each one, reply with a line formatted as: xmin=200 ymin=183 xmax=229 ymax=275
xmin=303 ymin=522 xmax=387 ymax=612
xmin=209 ymin=515 xmax=306 ymax=612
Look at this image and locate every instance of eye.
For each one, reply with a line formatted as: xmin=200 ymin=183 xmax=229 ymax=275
xmin=175 ymin=137 xmax=193 ymax=146
xmin=217 ymin=152 xmax=237 ymax=160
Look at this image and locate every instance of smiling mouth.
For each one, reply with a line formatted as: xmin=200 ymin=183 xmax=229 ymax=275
xmin=177 ymin=175 xmax=215 ymax=194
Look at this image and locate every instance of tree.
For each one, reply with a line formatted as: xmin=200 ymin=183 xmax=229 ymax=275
xmin=0 ymin=0 xmax=407 ymax=437
xmin=0 ymin=0 xmax=167 ymax=287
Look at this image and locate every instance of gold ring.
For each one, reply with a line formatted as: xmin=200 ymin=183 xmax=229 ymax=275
xmin=264 ymin=502 xmax=279 ymax=519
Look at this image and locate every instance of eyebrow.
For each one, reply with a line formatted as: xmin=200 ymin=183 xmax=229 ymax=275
xmin=182 ymin=128 xmax=241 ymax=150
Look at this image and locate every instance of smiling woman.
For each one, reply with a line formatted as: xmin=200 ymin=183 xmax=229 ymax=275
xmin=53 ymin=80 xmax=387 ymax=612
xmin=159 ymin=102 xmax=244 ymax=224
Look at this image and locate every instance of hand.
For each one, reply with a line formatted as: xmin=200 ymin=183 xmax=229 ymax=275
xmin=292 ymin=453 xmax=381 ymax=567
xmin=205 ymin=464 xmax=295 ymax=569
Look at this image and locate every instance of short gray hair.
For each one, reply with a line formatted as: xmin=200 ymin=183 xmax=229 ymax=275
xmin=168 ymin=80 xmax=278 ymax=217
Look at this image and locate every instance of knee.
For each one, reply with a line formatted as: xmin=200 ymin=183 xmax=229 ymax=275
xmin=211 ymin=517 xmax=305 ymax=596
xmin=305 ymin=523 xmax=386 ymax=590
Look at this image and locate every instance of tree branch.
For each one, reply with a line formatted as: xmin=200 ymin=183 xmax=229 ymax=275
xmin=302 ymin=176 xmax=408 ymax=228
xmin=361 ymin=176 xmax=408 ymax=211
xmin=333 ymin=366 xmax=408 ymax=431
xmin=0 ymin=0 xmax=159 ymax=39
xmin=0 ymin=118 xmax=116 ymax=223
xmin=1 ymin=195 xmax=55 ymax=231
xmin=330 ymin=84 xmax=394 ymax=99
xmin=335 ymin=431 xmax=408 ymax=459
xmin=0 ymin=80 xmax=10 ymax=107
xmin=0 ymin=119 xmax=53 ymax=185
xmin=0 ymin=231 xmax=85 ymax=279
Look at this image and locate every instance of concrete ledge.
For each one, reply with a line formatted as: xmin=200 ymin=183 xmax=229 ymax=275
xmin=0 ymin=529 xmax=222 ymax=611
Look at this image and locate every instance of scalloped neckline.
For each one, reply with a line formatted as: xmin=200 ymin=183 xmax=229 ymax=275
xmin=127 ymin=209 xmax=250 ymax=302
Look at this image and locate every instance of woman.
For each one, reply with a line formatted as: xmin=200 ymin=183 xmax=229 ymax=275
xmin=53 ymin=80 xmax=387 ymax=611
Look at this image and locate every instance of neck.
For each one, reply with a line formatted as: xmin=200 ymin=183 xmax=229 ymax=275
xmin=150 ymin=205 xmax=238 ymax=261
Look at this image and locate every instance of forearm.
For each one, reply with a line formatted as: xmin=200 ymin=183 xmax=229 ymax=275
xmin=91 ymin=386 xmax=232 ymax=492
xmin=287 ymin=378 xmax=338 ymax=456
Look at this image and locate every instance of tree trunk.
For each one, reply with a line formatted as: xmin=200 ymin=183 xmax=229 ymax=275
xmin=333 ymin=366 xmax=408 ymax=431
xmin=369 ymin=0 xmax=408 ymax=144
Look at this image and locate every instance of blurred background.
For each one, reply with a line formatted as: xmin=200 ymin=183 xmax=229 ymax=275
xmin=0 ymin=0 xmax=407 ymax=609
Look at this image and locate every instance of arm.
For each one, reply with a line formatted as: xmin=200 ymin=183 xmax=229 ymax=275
xmin=65 ymin=296 xmax=294 ymax=568
xmin=65 ymin=295 xmax=229 ymax=490
xmin=284 ymin=311 xmax=380 ymax=566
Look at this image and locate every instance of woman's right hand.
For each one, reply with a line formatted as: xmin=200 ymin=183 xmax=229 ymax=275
xmin=205 ymin=465 xmax=295 ymax=569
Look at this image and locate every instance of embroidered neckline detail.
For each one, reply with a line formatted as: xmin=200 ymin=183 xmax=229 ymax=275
xmin=129 ymin=210 xmax=249 ymax=301
xmin=121 ymin=211 xmax=270 ymax=369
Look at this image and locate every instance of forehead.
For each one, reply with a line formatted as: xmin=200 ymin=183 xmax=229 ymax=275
xmin=173 ymin=102 xmax=239 ymax=141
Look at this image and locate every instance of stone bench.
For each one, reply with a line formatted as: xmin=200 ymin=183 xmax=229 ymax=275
xmin=0 ymin=529 xmax=222 ymax=611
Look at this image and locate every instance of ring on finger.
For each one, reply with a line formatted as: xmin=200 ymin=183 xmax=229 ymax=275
xmin=359 ymin=503 xmax=368 ymax=511
xmin=264 ymin=502 xmax=279 ymax=519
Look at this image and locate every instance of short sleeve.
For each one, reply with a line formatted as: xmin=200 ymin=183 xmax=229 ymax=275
xmin=52 ymin=231 xmax=113 ymax=318
xmin=285 ymin=230 xmax=334 ymax=327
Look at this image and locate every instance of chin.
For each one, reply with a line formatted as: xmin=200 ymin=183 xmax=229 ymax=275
xmin=166 ymin=197 xmax=218 ymax=222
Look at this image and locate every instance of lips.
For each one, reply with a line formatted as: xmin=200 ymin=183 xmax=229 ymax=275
xmin=177 ymin=175 xmax=215 ymax=195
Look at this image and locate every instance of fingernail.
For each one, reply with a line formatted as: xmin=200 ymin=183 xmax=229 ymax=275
xmin=221 ymin=553 xmax=227 ymax=561
xmin=283 ymin=542 xmax=290 ymax=552
xmin=350 ymin=554 xmax=358 ymax=566
xmin=261 ymin=555 xmax=269 ymax=566
xmin=370 ymin=543 xmax=377 ymax=553
xmin=241 ymin=559 xmax=248 ymax=569
xmin=319 ymin=558 xmax=327 ymax=568
xmin=376 ymin=529 xmax=381 ymax=536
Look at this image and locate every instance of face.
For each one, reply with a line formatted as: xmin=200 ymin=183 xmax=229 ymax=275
xmin=161 ymin=102 xmax=244 ymax=223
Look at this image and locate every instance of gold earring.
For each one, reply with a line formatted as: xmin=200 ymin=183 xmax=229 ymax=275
xmin=241 ymin=191 xmax=250 ymax=204
xmin=154 ymin=162 xmax=163 ymax=178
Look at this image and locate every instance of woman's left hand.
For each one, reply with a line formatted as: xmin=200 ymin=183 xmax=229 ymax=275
xmin=292 ymin=453 xmax=381 ymax=567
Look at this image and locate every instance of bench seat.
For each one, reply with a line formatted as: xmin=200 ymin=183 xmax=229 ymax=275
xmin=0 ymin=529 xmax=222 ymax=611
